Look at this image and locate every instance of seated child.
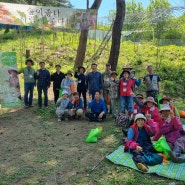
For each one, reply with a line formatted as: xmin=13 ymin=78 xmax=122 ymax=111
xmin=68 ymin=92 xmax=83 ymax=119
xmin=153 ymin=104 xmax=185 ymax=163
xmin=85 ymin=91 xmax=106 ymax=122
xmin=56 ymin=90 xmax=72 ymax=122
xmin=124 ymin=113 xmax=160 ymax=172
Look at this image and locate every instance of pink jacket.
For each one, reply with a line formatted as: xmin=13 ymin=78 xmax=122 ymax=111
xmin=152 ymin=116 xmax=183 ymax=145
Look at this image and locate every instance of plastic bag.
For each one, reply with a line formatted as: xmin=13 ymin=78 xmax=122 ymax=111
xmin=153 ymin=136 xmax=171 ymax=159
xmin=85 ymin=127 xmax=103 ymax=143
xmin=157 ymin=94 xmax=162 ymax=109
xmin=59 ymin=88 xmax=63 ymax=98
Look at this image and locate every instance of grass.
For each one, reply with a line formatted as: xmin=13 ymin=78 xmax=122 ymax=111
xmin=0 ymin=98 xmax=185 ymax=185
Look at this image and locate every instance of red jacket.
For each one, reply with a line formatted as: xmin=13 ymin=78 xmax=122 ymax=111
xmin=119 ymin=78 xmax=134 ymax=96
xmin=124 ymin=123 xmax=151 ymax=152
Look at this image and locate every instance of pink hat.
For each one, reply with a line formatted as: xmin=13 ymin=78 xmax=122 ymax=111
xmin=144 ymin=97 xmax=157 ymax=105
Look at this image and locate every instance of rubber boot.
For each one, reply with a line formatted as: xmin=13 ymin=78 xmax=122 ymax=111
xmin=168 ymin=146 xmax=185 ymax=163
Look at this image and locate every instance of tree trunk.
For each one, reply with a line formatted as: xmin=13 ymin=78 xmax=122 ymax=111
xmin=4 ymin=24 xmax=10 ymax=34
xmin=74 ymin=0 xmax=102 ymax=70
xmin=108 ymin=0 xmax=125 ymax=71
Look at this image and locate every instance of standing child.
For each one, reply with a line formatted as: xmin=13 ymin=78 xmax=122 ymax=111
xmin=124 ymin=113 xmax=162 ymax=172
xmin=119 ymin=69 xmax=135 ymax=117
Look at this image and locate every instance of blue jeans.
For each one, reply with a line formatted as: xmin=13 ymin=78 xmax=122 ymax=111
xmin=120 ymin=96 xmax=133 ymax=113
xmin=37 ymin=85 xmax=48 ymax=107
xmin=24 ymin=83 xmax=35 ymax=106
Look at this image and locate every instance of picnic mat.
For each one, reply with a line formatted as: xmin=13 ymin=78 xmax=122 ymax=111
xmin=106 ymin=145 xmax=185 ymax=181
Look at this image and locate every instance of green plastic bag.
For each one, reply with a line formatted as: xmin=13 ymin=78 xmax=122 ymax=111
xmin=59 ymin=88 xmax=63 ymax=98
xmin=157 ymin=94 xmax=162 ymax=109
xmin=153 ymin=136 xmax=171 ymax=159
xmin=175 ymin=107 xmax=180 ymax=117
xmin=85 ymin=127 xmax=103 ymax=143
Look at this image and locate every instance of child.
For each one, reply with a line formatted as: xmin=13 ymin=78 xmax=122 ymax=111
xmin=119 ymin=69 xmax=135 ymax=117
xmin=153 ymin=104 xmax=185 ymax=163
xmin=104 ymin=71 xmax=120 ymax=118
xmin=68 ymin=92 xmax=84 ymax=119
xmin=124 ymin=113 xmax=161 ymax=172
xmin=56 ymin=90 xmax=72 ymax=122
xmin=133 ymin=94 xmax=144 ymax=116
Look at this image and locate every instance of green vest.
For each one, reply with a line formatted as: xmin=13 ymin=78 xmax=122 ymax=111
xmin=23 ymin=67 xmax=35 ymax=83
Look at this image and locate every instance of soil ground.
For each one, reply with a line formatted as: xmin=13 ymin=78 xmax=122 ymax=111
xmin=0 ymin=87 xmax=184 ymax=185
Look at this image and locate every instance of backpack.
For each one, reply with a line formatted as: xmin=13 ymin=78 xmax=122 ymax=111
xmin=116 ymin=113 xmax=130 ymax=128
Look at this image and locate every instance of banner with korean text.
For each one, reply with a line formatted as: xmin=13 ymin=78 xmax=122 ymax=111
xmin=0 ymin=52 xmax=22 ymax=108
xmin=0 ymin=3 xmax=97 ymax=30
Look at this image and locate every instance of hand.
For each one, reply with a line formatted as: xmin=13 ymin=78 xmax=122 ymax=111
xmin=136 ymin=146 xmax=143 ymax=152
xmin=145 ymin=111 xmax=151 ymax=120
xmin=110 ymin=77 xmax=114 ymax=81
xmin=130 ymin=92 xmax=135 ymax=97
xmin=169 ymin=110 xmax=174 ymax=118
xmin=98 ymin=112 xmax=104 ymax=119
xmin=89 ymin=94 xmax=92 ymax=102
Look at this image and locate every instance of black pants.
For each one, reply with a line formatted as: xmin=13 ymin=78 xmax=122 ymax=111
xmin=130 ymin=144 xmax=157 ymax=166
xmin=85 ymin=112 xmax=106 ymax=122
xmin=146 ymin=90 xmax=158 ymax=103
xmin=37 ymin=85 xmax=48 ymax=107
xmin=53 ymin=88 xmax=59 ymax=104
xmin=78 ymin=87 xmax=87 ymax=108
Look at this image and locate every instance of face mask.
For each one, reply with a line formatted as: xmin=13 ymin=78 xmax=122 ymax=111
xmin=130 ymin=74 xmax=134 ymax=78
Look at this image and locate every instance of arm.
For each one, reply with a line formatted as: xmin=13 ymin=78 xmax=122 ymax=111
xmin=125 ymin=128 xmax=139 ymax=150
xmin=47 ymin=71 xmax=51 ymax=87
xmin=135 ymin=78 xmax=142 ymax=87
xmin=172 ymin=117 xmax=183 ymax=130
xmin=133 ymin=96 xmax=144 ymax=108
xmin=99 ymin=73 xmax=103 ymax=90
xmin=74 ymin=71 xmax=79 ymax=79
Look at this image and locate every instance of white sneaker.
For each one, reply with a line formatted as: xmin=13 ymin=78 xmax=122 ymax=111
xmin=58 ymin=118 xmax=61 ymax=122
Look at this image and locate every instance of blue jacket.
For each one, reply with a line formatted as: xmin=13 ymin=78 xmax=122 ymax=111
xmin=86 ymin=72 xmax=102 ymax=92
xmin=88 ymin=99 xmax=106 ymax=113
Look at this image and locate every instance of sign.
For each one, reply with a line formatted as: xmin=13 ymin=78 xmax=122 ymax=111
xmin=0 ymin=52 xmax=22 ymax=108
xmin=0 ymin=3 xmax=97 ymax=30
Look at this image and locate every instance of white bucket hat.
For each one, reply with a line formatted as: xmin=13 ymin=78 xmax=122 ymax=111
xmin=134 ymin=113 xmax=146 ymax=122
xmin=159 ymin=104 xmax=171 ymax=112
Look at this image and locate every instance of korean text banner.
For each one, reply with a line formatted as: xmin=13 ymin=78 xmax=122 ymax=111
xmin=0 ymin=3 xmax=97 ymax=30
xmin=0 ymin=52 xmax=22 ymax=108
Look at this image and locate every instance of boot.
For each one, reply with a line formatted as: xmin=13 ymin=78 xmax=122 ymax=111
xmin=168 ymin=146 xmax=185 ymax=163
xmin=137 ymin=163 xmax=148 ymax=172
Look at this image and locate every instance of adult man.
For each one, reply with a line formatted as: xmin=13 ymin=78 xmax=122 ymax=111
xmin=85 ymin=91 xmax=106 ymax=122
xmin=102 ymin=63 xmax=112 ymax=112
xmin=86 ymin=63 xmax=102 ymax=99
xmin=22 ymin=58 xmax=35 ymax=108
xmin=143 ymin=65 xmax=161 ymax=102
xmin=35 ymin=62 xmax=50 ymax=108
xmin=51 ymin=64 xmax=65 ymax=104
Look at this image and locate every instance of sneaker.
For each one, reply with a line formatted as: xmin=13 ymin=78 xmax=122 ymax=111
xmin=58 ymin=118 xmax=61 ymax=122
xmin=24 ymin=105 xmax=29 ymax=108
xmin=29 ymin=105 xmax=34 ymax=107
xmin=137 ymin=163 xmax=148 ymax=172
